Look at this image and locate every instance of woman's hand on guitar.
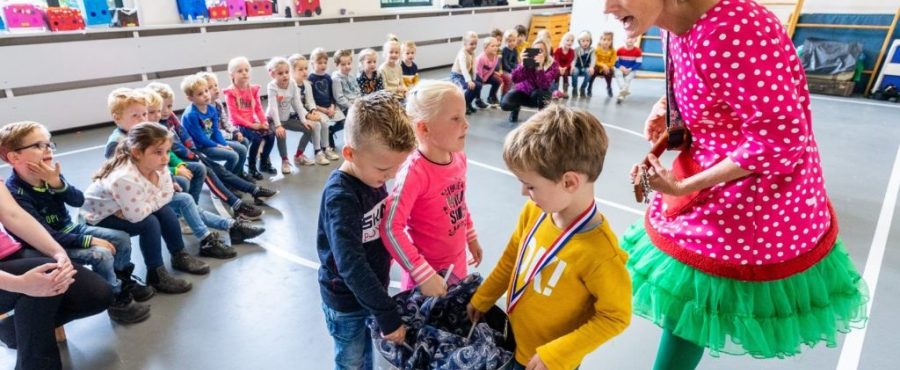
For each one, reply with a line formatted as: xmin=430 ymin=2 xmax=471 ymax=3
xmin=646 ymin=154 xmax=690 ymax=196
xmin=645 ymin=96 xmax=667 ymax=142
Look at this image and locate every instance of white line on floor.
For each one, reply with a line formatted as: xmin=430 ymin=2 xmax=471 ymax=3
xmin=467 ymin=159 xmax=644 ymax=216
xmin=836 ymin=144 xmax=900 ymax=370
xmin=516 ymin=107 xmax=644 ymax=138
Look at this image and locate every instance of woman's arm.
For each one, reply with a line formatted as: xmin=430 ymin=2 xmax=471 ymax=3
xmin=0 ymin=185 xmax=67 ymax=259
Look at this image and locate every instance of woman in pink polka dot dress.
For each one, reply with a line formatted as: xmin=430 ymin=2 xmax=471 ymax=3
xmin=606 ymin=0 xmax=868 ymax=368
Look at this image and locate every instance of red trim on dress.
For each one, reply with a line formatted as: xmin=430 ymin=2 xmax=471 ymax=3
xmin=645 ymin=201 xmax=839 ymax=281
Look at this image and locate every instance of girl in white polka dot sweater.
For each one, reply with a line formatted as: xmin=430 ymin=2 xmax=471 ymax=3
xmin=82 ymin=123 xmax=211 ymax=294
xmin=607 ymin=0 xmax=868 ymax=368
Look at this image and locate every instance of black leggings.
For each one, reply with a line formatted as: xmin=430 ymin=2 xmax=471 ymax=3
xmin=500 ymin=89 xmax=551 ymax=113
xmin=0 ymin=251 xmax=112 ymax=370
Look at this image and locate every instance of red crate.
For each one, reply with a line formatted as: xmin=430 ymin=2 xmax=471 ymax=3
xmin=208 ymin=5 xmax=229 ymax=20
xmin=294 ymin=0 xmax=321 ymax=17
xmin=245 ymin=0 xmax=272 ymax=17
xmin=47 ymin=7 xmax=85 ymax=31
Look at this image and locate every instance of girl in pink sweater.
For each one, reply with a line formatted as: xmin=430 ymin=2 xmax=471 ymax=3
xmin=475 ymin=36 xmax=503 ymax=107
xmin=223 ymin=56 xmax=275 ymax=180
xmin=380 ymin=80 xmax=483 ymax=297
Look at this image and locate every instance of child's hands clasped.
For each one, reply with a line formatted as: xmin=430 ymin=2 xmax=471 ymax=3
xmin=467 ymin=81 xmax=476 ymax=90
xmin=419 ymin=274 xmax=448 ymax=297
xmin=382 ymin=325 xmax=407 ymax=344
xmin=467 ymin=239 xmax=483 ymax=267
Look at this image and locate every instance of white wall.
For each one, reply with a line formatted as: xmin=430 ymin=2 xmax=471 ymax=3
xmin=803 ymin=0 xmax=898 ymax=14
xmin=570 ymin=0 xmax=625 ymax=47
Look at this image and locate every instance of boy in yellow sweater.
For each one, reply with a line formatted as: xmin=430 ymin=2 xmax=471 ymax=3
xmin=467 ymin=104 xmax=631 ymax=370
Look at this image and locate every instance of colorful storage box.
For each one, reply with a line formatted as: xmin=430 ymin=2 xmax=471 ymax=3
xmin=112 ymin=8 xmax=139 ymax=27
xmin=176 ymin=0 xmax=208 ymax=21
xmin=226 ymin=0 xmax=247 ymax=19
xmin=245 ymin=0 xmax=272 ymax=17
xmin=3 ymin=4 xmax=47 ymax=29
xmin=47 ymin=7 xmax=85 ymax=31
xmin=83 ymin=0 xmax=112 ymax=26
xmin=208 ymin=4 xmax=230 ymax=20
xmin=294 ymin=0 xmax=321 ymax=17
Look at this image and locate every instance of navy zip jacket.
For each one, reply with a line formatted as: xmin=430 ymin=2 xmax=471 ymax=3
xmin=5 ymin=172 xmax=92 ymax=249
xmin=317 ymin=170 xmax=402 ymax=334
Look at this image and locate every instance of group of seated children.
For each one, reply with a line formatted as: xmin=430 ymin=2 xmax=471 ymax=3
xmin=448 ymin=25 xmax=644 ymax=122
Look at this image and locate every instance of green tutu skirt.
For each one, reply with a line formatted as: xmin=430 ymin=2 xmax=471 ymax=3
xmin=622 ymin=222 xmax=869 ymax=359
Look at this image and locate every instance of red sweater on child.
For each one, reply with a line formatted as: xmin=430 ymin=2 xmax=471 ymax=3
xmin=553 ymin=47 xmax=575 ymax=75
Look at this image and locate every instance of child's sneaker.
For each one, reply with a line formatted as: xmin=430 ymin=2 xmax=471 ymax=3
xmin=172 ymin=251 xmax=210 ymax=275
xmin=552 ymin=90 xmax=564 ymax=100
xmin=230 ymin=219 xmax=265 ymax=244
xmin=108 ymin=292 xmax=151 ymax=324
xmin=248 ymin=169 xmax=264 ymax=181
xmin=116 ymin=264 xmax=155 ymax=302
xmin=487 ymin=96 xmax=500 ymax=106
xmin=259 ymin=160 xmax=278 ymax=175
xmin=474 ymin=99 xmax=488 ymax=109
xmin=252 ymin=187 xmax=279 ymax=201
xmin=325 ymin=148 xmax=341 ymax=161
xmin=294 ymin=155 xmax=315 ymax=166
xmin=148 ymin=266 xmax=192 ymax=294
xmin=234 ymin=202 xmax=263 ymax=220
xmin=199 ymin=232 xmax=237 ymax=259
xmin=316 ymin=151 xmax=331 ymax=165
xmin=281 ymin=160 xmax=292 ymax=175
xmin=606 ymin=86 xmax=613 ymax=97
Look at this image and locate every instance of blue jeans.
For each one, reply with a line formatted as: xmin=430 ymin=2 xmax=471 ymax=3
xmin=66 ymin=224 xmax=133 ymax=293
xmin=239 ymin=127 xmax=276 ymax=168
xmin=96 ymin=205 xmax=184 ymax=270
xmin=322 ymin=303 xmax=373 ymax=370
xmin=227 ymin=140 xmax=248 ymax=174
xmin=450 ymin=72 xmax=482 ymax=109
xmin=201 ymin=146 xmax=241 ymax=175
xmin=169 ymin=192 xmax=233 ymax=240
xmin=182 ymin=161 xmax=207 ymax=202
xmin=571 ymin=66 xmax=591 ymax=93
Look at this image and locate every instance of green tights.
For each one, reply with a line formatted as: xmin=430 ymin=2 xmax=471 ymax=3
xmin=652 ymin=327 xmax=705 ymax=370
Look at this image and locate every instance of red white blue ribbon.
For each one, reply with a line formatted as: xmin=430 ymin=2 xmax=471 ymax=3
xmin=506 ymin=202 xmax=598 ymax=313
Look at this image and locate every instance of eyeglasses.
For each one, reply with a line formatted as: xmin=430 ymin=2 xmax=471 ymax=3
xmin=13 ymin=141 xmax=57 ymax=152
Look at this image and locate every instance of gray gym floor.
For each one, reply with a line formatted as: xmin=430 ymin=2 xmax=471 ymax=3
xmin=1 ymin=68 xmax=898 ymax=370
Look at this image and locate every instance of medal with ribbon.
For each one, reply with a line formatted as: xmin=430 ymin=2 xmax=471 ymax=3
xmin=506 ymin=202 xmax=598 ymax=313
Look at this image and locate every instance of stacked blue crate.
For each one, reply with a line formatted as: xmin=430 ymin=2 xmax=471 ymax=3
xmin=83 ymin=0 xmax=112 ymax=26
xmin=176 ymin=0 xmax=209 ymax=21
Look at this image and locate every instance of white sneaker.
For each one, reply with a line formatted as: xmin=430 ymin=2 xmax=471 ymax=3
xmin=281 ymin=160 xmax=292 ymax=175
xmin=315 ymin=151 xmax=331 ymax=165
xmin=294 ymin=155 xmax=315 ymax=166
xmin=180 ymin=219 xmax=192 ymax=235
xmin=325 ymin=148 xmax=341 ymax=161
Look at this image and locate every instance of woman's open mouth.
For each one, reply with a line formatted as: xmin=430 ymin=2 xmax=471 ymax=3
xmin=619 ymin=15 xmax=636 ymax=31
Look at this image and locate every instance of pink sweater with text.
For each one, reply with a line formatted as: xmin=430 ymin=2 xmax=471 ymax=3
xmin=223 ymin=84 xmax=266 ymax=129
xmin=380 ymin=150 xmax=477 ymax=289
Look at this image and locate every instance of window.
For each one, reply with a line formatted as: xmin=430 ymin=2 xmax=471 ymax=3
xmin=381 ymin=0 xmax=433 ymax=8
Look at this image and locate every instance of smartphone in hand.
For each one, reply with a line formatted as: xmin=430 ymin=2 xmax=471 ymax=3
xmin=523 ymin=48 xmax=540 ymax=69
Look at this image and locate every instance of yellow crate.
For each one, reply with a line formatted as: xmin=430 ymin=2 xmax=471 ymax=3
xmin=527 ymin=11 xmax=571 ymax=48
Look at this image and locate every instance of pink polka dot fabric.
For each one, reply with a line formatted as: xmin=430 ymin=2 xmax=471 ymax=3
xmin=647 ymin=0 xmax=831 ymax=268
